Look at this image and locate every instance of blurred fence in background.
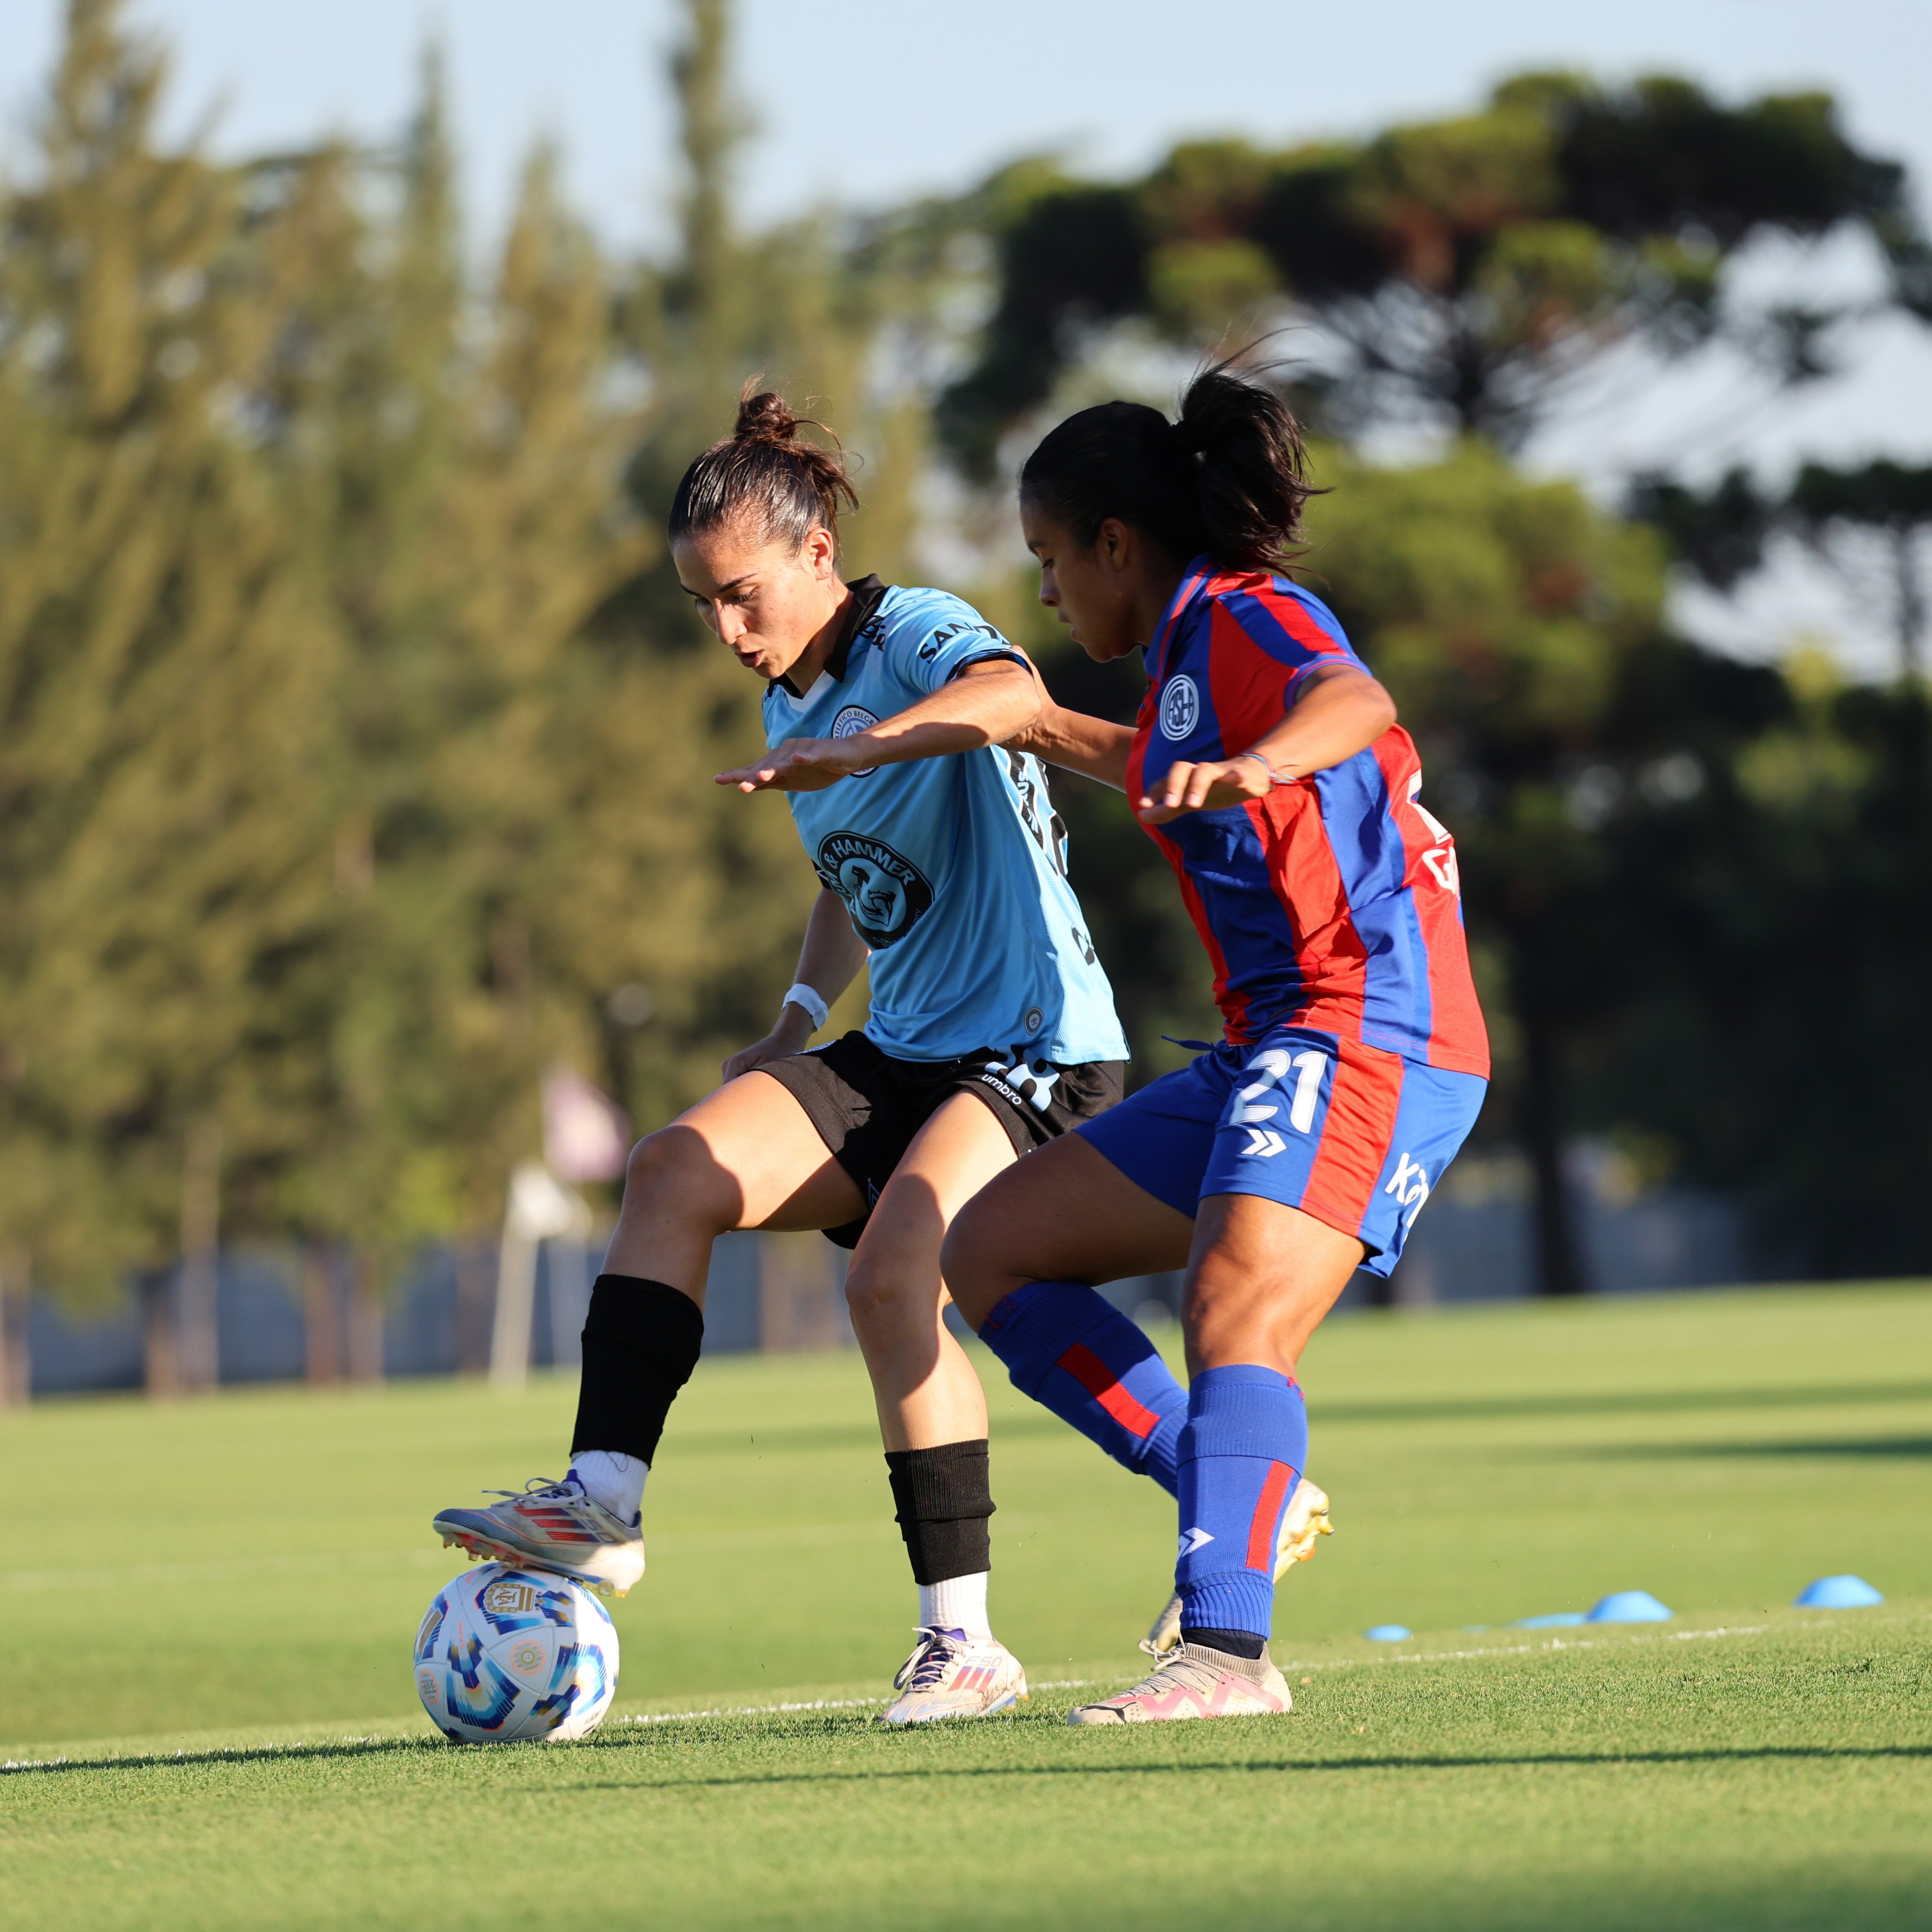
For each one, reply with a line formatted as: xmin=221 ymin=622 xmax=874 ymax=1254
xmin=15 ymin=1182 xmax=1755 ymax=1399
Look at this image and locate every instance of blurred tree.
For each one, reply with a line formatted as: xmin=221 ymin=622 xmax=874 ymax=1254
xmin=0 ymin=0 xmax=327 ymax=1316
xmin=1577 ymin=652 xmax=1932 ymax=1278
xmin=1633 ymin=459 xmax=1932 ymax=678
xmin=938 ymin=74 xmax=1930 ymax=469
xmin=1786 ymin=463 xmax=1932 ymax=678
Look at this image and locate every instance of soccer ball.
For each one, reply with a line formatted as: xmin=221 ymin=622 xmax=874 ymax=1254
xmin=414 ymin=1562 xmax=619 ymax=1744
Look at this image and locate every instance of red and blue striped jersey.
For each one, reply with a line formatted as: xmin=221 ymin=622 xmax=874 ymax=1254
xmin=1126 ymin=562 xmax=1489 ymax=1076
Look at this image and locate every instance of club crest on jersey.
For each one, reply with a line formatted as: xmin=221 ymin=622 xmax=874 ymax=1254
xmin=814 ymin=832 xmax=934 ymax=947
xmin=1159 ymin=674 xmax=1199 ymax=740
xmin=830 ymin=704 xmax=880 ymax=777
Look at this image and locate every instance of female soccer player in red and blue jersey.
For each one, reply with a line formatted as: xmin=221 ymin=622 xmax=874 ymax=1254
xmin=944 ymin=364 xmax=1489 ymax=1724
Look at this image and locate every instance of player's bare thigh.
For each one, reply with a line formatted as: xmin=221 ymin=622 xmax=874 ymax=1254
xmin=602 ymin=1070 xmax=864 ymax=1295
xmin=941 ymin=1131 xmax=1195 ymax=1329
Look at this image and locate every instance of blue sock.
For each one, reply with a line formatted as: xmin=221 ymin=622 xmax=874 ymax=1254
xmin=978 ymin=1281 xmax=1187 ymax=1494
xmin=1175 ymin=1366 xmax=1308 ymax=1644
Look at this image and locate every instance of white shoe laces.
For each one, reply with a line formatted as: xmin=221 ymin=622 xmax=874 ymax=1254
xmin=894 ymin=1625 xmax=967 ymax=1693
xmin=482 ymin=1477 xmax=579 ymax=1505
xmin=1118 ymin=1647 xmax=1233 ymax=1702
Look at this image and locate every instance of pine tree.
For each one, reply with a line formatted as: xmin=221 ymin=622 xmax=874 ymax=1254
xmin=0 ymin=0 xmax=327 ymax=1344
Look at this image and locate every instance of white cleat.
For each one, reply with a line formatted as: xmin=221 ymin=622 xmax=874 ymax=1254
xmin=1139 ymin=1478 xmax=1334 ymax=1657
xmin=1070 ymin=1643 xmax=1293 ymax=1726
xmin=432 ymin=1477 xmax=644 ymax=1598
xmin=880 ymin=1627 xmax=1029 ymax=1725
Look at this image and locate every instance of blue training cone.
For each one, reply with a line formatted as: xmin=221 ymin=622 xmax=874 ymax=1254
xmin=1794 ymin=1574 xmax=1883 ymax=1608
xmin=1364 ymin=1624 xmax=1412 ymax=1642
xmin=1514 ymin=1612 xmax=1586 ymax=1629
xmin=1586 ymin=1590 xmax=1672 ymax=1623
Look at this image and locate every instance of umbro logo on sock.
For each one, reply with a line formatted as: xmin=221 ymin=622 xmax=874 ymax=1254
xmin=1178 ymin=1526 xmax=1216 ymax=1557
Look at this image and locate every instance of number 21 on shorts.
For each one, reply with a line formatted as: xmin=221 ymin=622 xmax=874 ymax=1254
xmin=1231 ymin=1047 xmax=1327 ymax=1134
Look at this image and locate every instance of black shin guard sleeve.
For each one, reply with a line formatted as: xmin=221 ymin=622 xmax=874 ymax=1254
xmin=569 ymin=1274 xmax=705 ymax=1466
xmin=884 ymin=1440 xmax=995 ymax=1586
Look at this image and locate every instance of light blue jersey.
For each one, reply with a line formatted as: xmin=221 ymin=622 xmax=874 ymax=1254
xmin=765 ymin=578 xmax=1128 ymax=1067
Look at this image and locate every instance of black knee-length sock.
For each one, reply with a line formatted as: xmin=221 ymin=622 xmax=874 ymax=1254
xmin=570 ymin=1274 xmax=705 ymax=1465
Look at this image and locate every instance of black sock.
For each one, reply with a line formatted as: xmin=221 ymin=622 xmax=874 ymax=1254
xmin=569 ymin=1274 xmax=705 ymax=1466
xmin=884 ymin=1440 xmax=995 ymax=1584
xmin=1180 ymin=1625 xmax=1266 ymax=1661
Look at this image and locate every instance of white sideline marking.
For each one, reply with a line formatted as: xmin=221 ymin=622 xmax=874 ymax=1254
xmin=614 ymin=1680 xmax=1102 ymax=1728
xmin=618 ymin=1697 xmax=885 ymax=1726
xmin=1275 ymin=1624 xmax=1771 ymax=1673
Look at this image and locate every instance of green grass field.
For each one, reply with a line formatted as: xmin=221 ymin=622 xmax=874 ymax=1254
xmin=4 ymin=1284 xmax=1930 ymax=1930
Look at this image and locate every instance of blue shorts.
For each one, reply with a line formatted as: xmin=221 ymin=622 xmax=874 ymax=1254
xmin=1076 ymin=1027 xmax=1487 ymax=1278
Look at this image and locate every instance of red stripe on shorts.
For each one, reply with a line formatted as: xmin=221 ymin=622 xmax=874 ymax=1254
xmin=1300 ymin=1038 xmax=1407 ymax=1236
xmin=1247 ymin=1462 xmax=1296 ymax=1570
xmin=1056 ymin=1343 xmax=1161 ymax=1440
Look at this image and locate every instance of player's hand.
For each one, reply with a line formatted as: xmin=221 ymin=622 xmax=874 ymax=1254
xmin=715 ymin=736 xmax=865 ymax=794
xmin=1136 ymin=757 xmax=1272 ymax=824
xmin=721 ymin=1008 xmax=814 ymax=1082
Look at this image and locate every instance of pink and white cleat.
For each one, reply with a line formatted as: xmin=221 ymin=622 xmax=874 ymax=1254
xmin=881 ymin=1627 xmax=1029 ymax=1725
xmin=1068 ymin=1643 xmax=1293 ymax=1726
xmin=433 ymin=1477 xmax=644 ymax=1598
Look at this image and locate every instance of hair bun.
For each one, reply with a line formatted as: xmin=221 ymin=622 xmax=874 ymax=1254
xmin=734 ymin=388 xmax=798 ymax=444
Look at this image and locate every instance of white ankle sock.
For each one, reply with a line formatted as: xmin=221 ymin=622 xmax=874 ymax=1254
xmin=920 ymin=1572 xmax=991 ymax=1638
xmin=568 ymin=1449 xmax=647 ymax=1525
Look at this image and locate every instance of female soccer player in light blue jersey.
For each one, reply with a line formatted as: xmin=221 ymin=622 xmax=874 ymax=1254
xmin=434 ymin=391 xmax=1128 ymax=1722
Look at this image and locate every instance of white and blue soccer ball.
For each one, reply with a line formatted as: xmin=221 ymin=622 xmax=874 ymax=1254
xmin=414 ymin=1562 xmax=619 ymax=1744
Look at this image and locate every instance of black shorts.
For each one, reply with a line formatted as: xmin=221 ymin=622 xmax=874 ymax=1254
xmin=761 ymin=1031 xmax=1125 ymax=1249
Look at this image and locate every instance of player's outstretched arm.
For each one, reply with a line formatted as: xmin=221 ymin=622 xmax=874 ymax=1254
xmin=715 ymin=659 xmax=1040 ymax=794
xmin=1139 ymin=663 xmax=1397 ymax=824
xmin=1010 ymin=701 xmax=1136 ymax=792
xmin=721 ymin=888 xmax=870 ymax=1081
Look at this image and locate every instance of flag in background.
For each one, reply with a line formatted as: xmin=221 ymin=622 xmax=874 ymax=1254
xmin=542 ymin=1066 xmax=631 ymax=1184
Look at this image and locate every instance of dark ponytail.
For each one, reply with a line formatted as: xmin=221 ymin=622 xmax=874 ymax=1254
xmin=669 ymin=384 xmax=859 ymax=551
xmin=1018 ymin=360 xmax=1316 ymax=571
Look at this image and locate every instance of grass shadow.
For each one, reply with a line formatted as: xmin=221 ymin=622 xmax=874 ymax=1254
xmin=664 ymin=1381 xmax=1932 ymax=1461
xmin=572 ymin=1741 xmax=1932 ymax=1795
xmin=1315 ymin=1381 xmax=1932 ymax=1428
xmin=2 ymin=1735 xmax=444 ymax=1778
xmin=1590 ymin=1436 xmax=1932 ymax=1462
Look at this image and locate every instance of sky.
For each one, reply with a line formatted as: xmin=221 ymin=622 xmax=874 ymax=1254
xmin=5 ymin=0 xmax=1930 ymax=670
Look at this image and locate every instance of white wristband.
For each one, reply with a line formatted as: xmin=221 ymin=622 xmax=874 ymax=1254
xmin=782 ymin=982 xmax=830 ymax=1031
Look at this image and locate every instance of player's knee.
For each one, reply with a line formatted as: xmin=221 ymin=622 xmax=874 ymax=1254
xmin=622 ymin=1126 xmax=732 ymax=1233
xmin=841 ymin=1253 xmax=917 ymax=1330
xmin=840 ymin=1256 xmax=886 ymax=1318
xmin=938 ymin=1216 xmax=1003 ymax=1328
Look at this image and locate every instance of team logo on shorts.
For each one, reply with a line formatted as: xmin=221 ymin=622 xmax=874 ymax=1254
xmin=830 ymin=705 xmax=879 ymax=777
xmin=814 ymin=831 xmax=934 ymax=947
xmin=1159 ymin=674 xmax=1199 ymax=740
xmin=1384 ymin=1151 xmax=1432 ymax=1229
